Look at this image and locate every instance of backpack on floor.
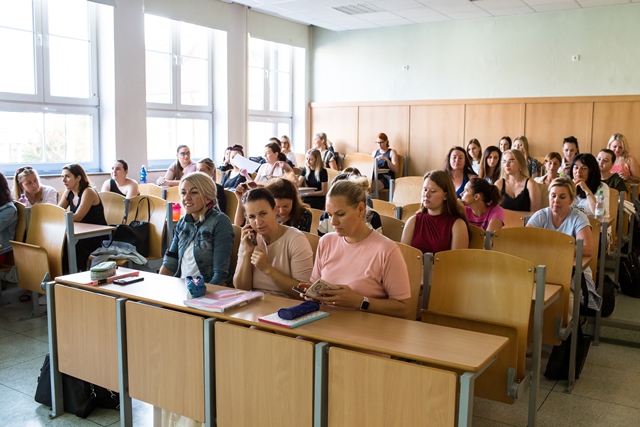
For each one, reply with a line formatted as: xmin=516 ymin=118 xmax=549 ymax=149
xmin=619 ymin=248 xmax=640 ymax=298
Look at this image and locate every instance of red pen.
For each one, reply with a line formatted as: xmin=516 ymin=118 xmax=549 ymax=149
xmin=86 ymin=271 xmax=140 ymax=286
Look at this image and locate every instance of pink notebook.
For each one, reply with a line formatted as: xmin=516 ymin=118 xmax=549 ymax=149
xmin=184 ymin=289 xmax=264 ymax=313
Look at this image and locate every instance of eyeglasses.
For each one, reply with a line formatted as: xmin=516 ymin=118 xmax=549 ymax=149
xmin=179 ymin=151 xmax=191 ymax=157
xmin=16 ymin=166 xmax=34 ymax=174
xmin=375 ymin=140 xmax=384 ymax=144
xmin=502 ymin=159 xmax=516 ymax=164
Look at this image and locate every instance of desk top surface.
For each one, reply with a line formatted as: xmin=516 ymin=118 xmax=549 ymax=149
xmin=73 ymin=223 xmax=116 ymax=236
xmin=55 ymin=269 xmax=508 ymax=373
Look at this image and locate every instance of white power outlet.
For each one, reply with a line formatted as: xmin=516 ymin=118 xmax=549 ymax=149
xmin=402 ymin=65 xmax=409 ymax=70
xmin=571 ymin=55 xmax=580 ymax=62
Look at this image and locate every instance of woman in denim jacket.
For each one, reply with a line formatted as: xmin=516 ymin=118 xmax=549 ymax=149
xmin=160 ymin=173 xmax=235 ymax=285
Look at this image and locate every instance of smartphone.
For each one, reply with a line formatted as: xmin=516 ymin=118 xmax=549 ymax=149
xmin=113 ymin=276 xmax=144 ymax=285
xmin=243 ymin=225 xmax=257 ymax=245
xmin=291 ymin=286 xmax=306 ymax=295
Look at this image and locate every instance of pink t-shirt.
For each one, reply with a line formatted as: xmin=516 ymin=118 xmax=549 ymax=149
xmin=464 ymin=205 xmax=504 ymax=231
xmin=310 ymin=231 xmax=411 ymax=301
xmin=167 ymin=161 xmax=197 ymax=179
xmin=610 ymin=161 xmax=630 ymax=176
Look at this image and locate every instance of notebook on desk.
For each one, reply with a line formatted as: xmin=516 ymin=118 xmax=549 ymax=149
xmin=258 ymin=311 xmax=329 ymax=329
xmin=184 ymin=289 xmax=264 ymax=313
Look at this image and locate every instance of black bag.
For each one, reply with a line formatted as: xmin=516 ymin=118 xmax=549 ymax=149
xmin=103 ymin=197 xmax=151 ymax=257
xmin=619 ymin=248 xmax=640 ymax=298
xmin=35 ymin=354 xmax=96 ymax=418
xmin=544 ymin=323 xmax=592 ymax=380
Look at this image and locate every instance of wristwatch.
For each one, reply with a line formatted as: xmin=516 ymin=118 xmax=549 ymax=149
xmin=359 ymin=296 xmax=370 ymax=311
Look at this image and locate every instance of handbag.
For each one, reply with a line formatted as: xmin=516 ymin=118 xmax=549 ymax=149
xmin=103 ymin=197 xmax=151 ymax=257
xmin=34 ymin=354 xmax=97 ymax=418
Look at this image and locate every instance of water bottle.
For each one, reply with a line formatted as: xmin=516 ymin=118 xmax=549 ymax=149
xmin=594 ymin=190 xmax=605 ymax=221
xmin=18 ymin=193 xmax=30 ymax=206
xmin=140 ymin=165 xmax=147 ymax=184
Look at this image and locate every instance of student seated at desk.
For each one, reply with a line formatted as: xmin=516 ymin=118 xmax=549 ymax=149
xmin=59 ymin=164 xmax=107 ymax=271
xmin=13 ymin=165 xmax=58 ymax=205
xmin=304 ymin=177 xmax=411 ymax=319
xmin=495 ymin=149 xmax=541 ymax=212
xmin=597 ymin=149 xmax=628 ymax=195
xmin=527 ymin=177 xmax=602 ymax=313
xmin=233 ymin=188 xmax=313 ymax=298
xmin=571 ymin=153 xmax=610 ymax=220
xmin=160 ymin=173 xmax=234 ymax=285
xmin=100 ymin=159 xmax=139 ymax=198
xmin=156 ymin=145 xmax=197 ymax=187
xmin=251 ymin=142 xmax=294 ymax=185
xmin=401 ymin=170 xmax=469 ymax=254
xmin=296 ymin=148 xmax=328 ymax=210
xmin=460 ymin=178 xmax=504 ymax=232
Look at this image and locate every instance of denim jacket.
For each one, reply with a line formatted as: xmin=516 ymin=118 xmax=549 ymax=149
xmin=0 ymin=202 xmax=17 ymax=255
xmin=162 ymin=207 xmax=234 ymax=285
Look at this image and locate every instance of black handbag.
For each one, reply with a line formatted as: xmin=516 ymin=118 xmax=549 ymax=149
xmin=103 ymin=197 xmax=151 ymax=256
xmin=34 ymin=354 xmax=97 ymax=418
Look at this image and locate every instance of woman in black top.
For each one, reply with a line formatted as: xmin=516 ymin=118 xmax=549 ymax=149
xmin=494 ymin=150 xmax=541 ymax=213
xmin=297 ymin=149 xmax=328 ymax=210
xmin=100 ymin=159 xmax=139 ymax=198
xmin=221 ymin=145 xmax=247 ymax=191
xmin=59 ymin=164 xmax=107 ymax=271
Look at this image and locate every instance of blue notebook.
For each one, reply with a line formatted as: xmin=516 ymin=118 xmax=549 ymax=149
xmin=258 ymin=311 xmax=329 ymax=329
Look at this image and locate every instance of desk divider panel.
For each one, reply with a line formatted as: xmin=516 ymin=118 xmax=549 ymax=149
xmin=328 ymin=347 xmax=457 ymax=427
xmin=215 ymin=322 xmax=315 ymax=427
xmin=126 ymin=301 xmax=205 ymax=422
xmin=55 ymin=285 xmax=119 ymax=392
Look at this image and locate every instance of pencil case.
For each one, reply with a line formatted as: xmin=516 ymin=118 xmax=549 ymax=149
xmin=186 ymin=275 xmax=206 ymax=298
xmin=278 ymin=301 xmax=320 ymax=320
xmin=90 ymin=262 xmax=117 ymax=281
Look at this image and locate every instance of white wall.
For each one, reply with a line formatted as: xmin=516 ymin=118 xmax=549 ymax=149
xmin=311 ymin=4 xmax=640 ymax=102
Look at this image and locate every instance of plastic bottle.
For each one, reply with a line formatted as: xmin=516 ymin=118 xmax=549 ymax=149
xmin=594 ymin=190 xmax=605 ymax=221
xmin=140 ymin=165 xmax=147 ymax=184
xmin=18 ymin=193 xmax=30 ymax=206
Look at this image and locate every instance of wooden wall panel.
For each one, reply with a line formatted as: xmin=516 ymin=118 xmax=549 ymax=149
xmin=310 ymin=106 xmax=358 ymax=156
xmin=524 ymin=103 xmax=592 ymax=157
xmin=409 ymin=105 xmax=465 ymax=176
xmin=464 ymin=104 xmax=524 ymax=151
xmin=592 ymin=101 xmax=640 ymax=161
xmin=357 ymin=106 xmax=409 ymax=156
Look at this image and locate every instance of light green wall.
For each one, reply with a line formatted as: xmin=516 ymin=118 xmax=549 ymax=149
xmin=311 ymin=4 xmax=640 ymax=102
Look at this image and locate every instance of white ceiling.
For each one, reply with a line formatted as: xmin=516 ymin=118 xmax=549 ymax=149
xmin=230 ymin=0 xmax=640 ymax=31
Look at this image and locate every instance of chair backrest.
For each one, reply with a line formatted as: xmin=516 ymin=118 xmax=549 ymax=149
xmin=502 ymin=209 xmax=527 ymax=228
xmin=588 ymin=217 xmax=602 ymax=277
xmin=424 ymin=249 xmax=535 ymax=402
xmin=371 ymin=199 xmax=397 ymax=219
xmin=608 ymin=188 xmax=619 ymax=252
xmin=14 ymin=201 xmax=27 ymax=243
xmin=308 ymin=208 xmax=323 ymax=236
xmin=99 ymin=192 xmax=127 ymax=225
xmin=326 ymin=168 xmax=339 ymax=185
xmin=395 ymin=242 xmax=422 ymax=320
xmin=127 ymin=195 xmax=167 ymax=260
xmin=391 ymin=176 xmax=423 ymax=206
xmin=399 ymin=202 xmax=421 ymax=222
xmin=468 ymin=224 xmax=486 ymax=249
xmin=490 ymin=227 xmax=574 ymax=330
xmin=164 ymin=186 xmax=181 ymax=203
xmin=224 ymin=190 xmax=239 ymax=221
xmin=380 ymin=215 xmax=404 ymax=243
xmin=25 ymin=204 xmax=67 ymax=278
xmin=139 ymin=183 xmax=163 ymax=198
xmin=230 ymin=225 xmax=242 ymax=278
xmin=215 ymin=169 xmax=223 ymax=184
xmin=292 ymin=167 xmax=302 ymax=176
xmin=294 ymin=153 xmax=306 ymax=168
xmin=537 ymin=182 xmax=549 ymax=208
xmin=302 ymin=231 xmax=320 ymax=261
xmin=342 ymin=152 xmax=374 ymax=178
xmin=396 ymin=155 xmax=406 ymax=178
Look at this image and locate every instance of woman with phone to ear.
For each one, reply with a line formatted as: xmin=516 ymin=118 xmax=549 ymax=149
xmin=303 ymin=176 xmax=411 ymax=319
xmin=159 ymin=173 xmax=235 ymax=285
xmin=233 ymin=187 xmax=313 ymax=298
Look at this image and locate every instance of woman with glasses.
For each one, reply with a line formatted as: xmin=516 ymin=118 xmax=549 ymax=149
xmin=156 ymin=145 xmax=197 ymax=187
xmin=280 ymin=136 xmax=297 ymax=167
xmin=494 ymin=149 xmax=541 ymax=212
xmin=13 ymin=166 xmax=57 ymax=205
xmin=444 ymin=146 xmax=477 ymax=198
xmin=59 ymin=164 xmax=107 ymax=271
xmin=371 ymin=132 xmax=399 ymax=191
xmin=572 ymin=153 xmax=610 ymax=220
xmin=100 ymin=159 xmax=139 ymax=198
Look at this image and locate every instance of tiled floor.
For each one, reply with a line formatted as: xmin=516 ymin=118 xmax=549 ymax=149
xmin=2 ymin=283 xmax=640 ymax=427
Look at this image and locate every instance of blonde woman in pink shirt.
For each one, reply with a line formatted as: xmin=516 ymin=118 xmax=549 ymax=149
xmin=303 ymin=176 xmax=411 ymax=319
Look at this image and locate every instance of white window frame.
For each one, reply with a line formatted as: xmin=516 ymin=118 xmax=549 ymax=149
xmin=248 ymin=37 xmax=293 ymax=120
xmin=0 ymin=0 xmax=100 ymax=174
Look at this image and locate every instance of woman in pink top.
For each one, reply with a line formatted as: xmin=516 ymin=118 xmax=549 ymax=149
xmin=608 ymin=133 xmax=640 ymax=184
xmin=305 ymin=176 xmax=411 ymax=319
xmin=156 ymin=145 xmax=197 ymax=187
xmin=460 ymin=178 xmax=504 ymax=232
xmin=401 ymin=170 xmax=469 ymax=253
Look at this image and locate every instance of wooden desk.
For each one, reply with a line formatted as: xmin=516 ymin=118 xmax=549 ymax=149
xmin=53 ymin=269 xmax=508 ymax=427
xmin=64 ymin=212 xmax=116 ymax=273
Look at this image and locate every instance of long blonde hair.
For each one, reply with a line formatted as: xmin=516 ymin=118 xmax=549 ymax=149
xmin=305 ymin=149 xmax=325 ymax=182
xmin=14 ymin=166 xmax=44 ymax=203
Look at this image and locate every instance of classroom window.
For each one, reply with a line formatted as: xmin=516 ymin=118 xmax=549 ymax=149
xmin=145 ymin=14 xmax=214 ymax=168
xmin=247 ymin=119 xmax=291 ymax=159
xmin=0 ymin=0 xmax=100 ymax=174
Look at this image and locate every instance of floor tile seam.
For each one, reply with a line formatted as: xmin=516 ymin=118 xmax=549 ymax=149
xmin=472 ymin=414 xmax=519 ymax=426
xmin=583 ymin=360 xmax=640 ymax=374
xmin=546 ymin=388 xmax=640 ymax=410
xmin=0 ymin=353 xmax=48 ymax=372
